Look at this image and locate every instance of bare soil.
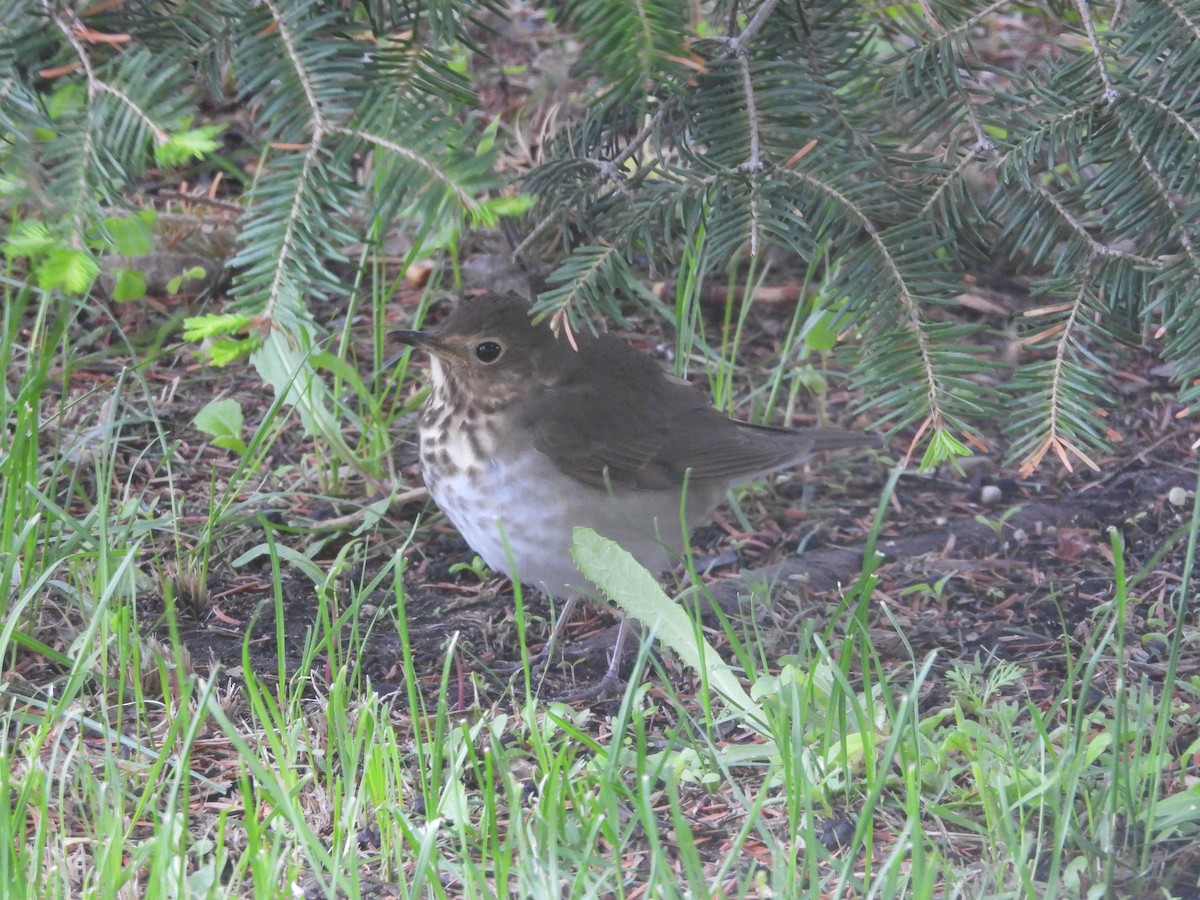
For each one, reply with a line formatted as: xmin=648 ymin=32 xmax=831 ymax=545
xmin=104 ymin=287 xmax=1198 ymax=717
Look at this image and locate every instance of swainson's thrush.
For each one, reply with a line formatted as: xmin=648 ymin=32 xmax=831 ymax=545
xmin=396 ymin=293 xmax=873 ymax=696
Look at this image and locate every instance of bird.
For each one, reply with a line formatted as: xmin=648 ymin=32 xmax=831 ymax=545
xmin=394 ymin=292 xmax=873 ymax=698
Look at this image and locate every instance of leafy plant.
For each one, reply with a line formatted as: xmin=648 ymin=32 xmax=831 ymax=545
xmin=1 ymin=0 xmax=503 ymax=463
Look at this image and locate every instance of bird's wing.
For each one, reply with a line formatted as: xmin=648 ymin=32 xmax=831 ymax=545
xmin=523 ymin=342 xmax=868 ymax=492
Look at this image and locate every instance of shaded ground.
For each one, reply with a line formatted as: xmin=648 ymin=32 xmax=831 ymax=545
xmin=9 ymin=5 xmax=1200 ymax=897
xmin=108 ymin=286 xmax=1198 ymax=717
xmin=60 ymin=6 xmax=1193 ymax=718
xmin=20 ymin=241 xmax=1200 ymax=900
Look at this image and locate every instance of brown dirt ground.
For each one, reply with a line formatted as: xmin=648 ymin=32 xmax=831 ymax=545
xmin=14 ymin=12 xmax=1200 ymax=891
xmin=103 ymin=284 xmax=1198 ymax=720
xmin=20 ymin=259 xmax=1200 ymax=899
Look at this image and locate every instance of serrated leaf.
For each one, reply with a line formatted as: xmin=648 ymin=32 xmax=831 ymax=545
xmin=208 ymin=336 xmax=262 ymax=367
xmin=112 ymin=268 xmax=147 ymax=302
xmin=103 ymin=211 xmax=156 ymax=256
xmin=182 ymin=314 xmax=256 ymax=341
xmin=156 ymin=124 xmax=226 ymax=166
xmin=3 ymin=221 xmax=56 ymax=258
xmin=918 ymin=428 xmax=973 ymax=471
xmin=37 ymin=246 xmax=100 ymax=294
xmin=570 ymin=527 xmax=768 ymax=732
xmin=480 ymin=193 xmax=536 ymax=219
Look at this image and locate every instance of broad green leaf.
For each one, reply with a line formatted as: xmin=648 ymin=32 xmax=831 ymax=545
xmin=103 ymin=210 xmax=156 ymax=256
xmin=111 ymin=268 xmax=147 ymax=302
xmin=194 ymin=398 xmax=247 ymax=455
xmin=802 ymin=310 xmax=840 ymax=353
xmin=251 ymin=325 xmax=355 ymax=460
xmin=570 ymin=527 xmax=767 ymax=732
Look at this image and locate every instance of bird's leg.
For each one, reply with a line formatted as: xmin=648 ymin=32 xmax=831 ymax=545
xmin=551 ymin=614 xmax=630 ymax=703
xmin=500 ymin=597 xmax=634 ymax=702
xmin=495 ymin=593 xmax=580 ymax=676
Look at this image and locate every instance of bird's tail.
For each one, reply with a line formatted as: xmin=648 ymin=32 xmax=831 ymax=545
xmin=799 ymin=426 xmax=879 ymax=452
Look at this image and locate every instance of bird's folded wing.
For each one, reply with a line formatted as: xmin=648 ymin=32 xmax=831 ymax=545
xmin=525 ymin=355 xmax=867 ymax=491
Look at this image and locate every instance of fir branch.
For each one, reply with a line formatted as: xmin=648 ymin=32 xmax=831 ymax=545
xmin=262 ymin=0 xmax=329 ymax=135
xmin=45 ymin=2 xmax=118 ymax=246
xmin=1015 ymin=280 xmax=1101 ymax=475
xmin=894 ymin=0 xmax=1006 ymax=148
xmin=339 ymin=127 xmax=484 ymax=216
xmin=516 ymin=0 xmax=784 ymax=265
xmin=1028 ymin=179 xmax=1159 ymax=269
xmin=1072 ymin=0 xmax=1119 ymax=100
xmin=1113 ymin=103 xmax=1199 ymax=269
xmin=252 ymin=0 xmax=331 ymax=325
xmin=779 ymin=168 xmax=949 ymax=437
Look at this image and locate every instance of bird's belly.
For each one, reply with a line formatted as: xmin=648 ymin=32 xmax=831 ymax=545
xmin=420 ymin=440 xmax=708 ymax=598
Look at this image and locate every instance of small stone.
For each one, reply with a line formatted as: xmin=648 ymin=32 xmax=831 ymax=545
xmin=979 ymin=484 xmax=1003 ymax=505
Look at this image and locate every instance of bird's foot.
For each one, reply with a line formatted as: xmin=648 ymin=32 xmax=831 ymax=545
xmin=545 ymin=666 xmax=623 ymax=703
xmin=492 ymin=595 xmax=582 ymax=679
xmin=492 ymin=642 xmax=554 ymax=678
xmin=540 ymin=617 xmax=631 ymax=704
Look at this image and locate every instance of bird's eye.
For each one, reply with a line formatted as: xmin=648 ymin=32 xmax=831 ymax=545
xmin=475 ymin=340 xmax=503 ymax=363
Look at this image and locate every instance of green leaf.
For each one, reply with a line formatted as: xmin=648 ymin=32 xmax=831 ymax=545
xmin=250 ymin=326 xmax=355 ymax=461
xmin=112 ymin=268 xmax=147 ymax=302
xmin=36 ymin=246 xmax=100 ymax=294
xmin=103 ymin=211 xmax=156 ymax=256
xmin=1152 ymin=784 xmax=1200 ymax=838
xmin=918 ymin=428 xmax=972 ymax=471
xmin=794 ymin=365 xmax=828 ymax=395
xmin=311 ymin=350 xmax=369 ymax=399
xmin=208 ymin=336 xmax=263 ymax=367
xmin=802 ymin=310 xmax=840 ymax=353
xmin=570 ymin=527 xmax=768 ymax=733
xmin=156 ymin=124 xmax=226 ymax=167
xmin=480 ymin=193 xmax=537 ymax=219
xmin=3 ymin=221 xmax=56 ymax=258
xmin=475 ymin=115 xmax=501 ymax=155
xmin=167 ymin=265 xmax=209 ymax=295
xmin=0 ymin=175 xmax=21 ymax=200
xmin=45 ymin=82 xmax=84 ymax=120
xmin=182 ymin=314 xmax=257 ymax=341
xmin=194 ymin=398 xmax=247 ymax=455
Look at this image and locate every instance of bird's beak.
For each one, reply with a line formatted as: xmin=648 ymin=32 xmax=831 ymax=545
xmin=393 ymin=329 xmax=432 ymax=349
xmin=390 ymin=329 xmax=462 ymax=364
xmin=377 ymin=330 xmax=438 ymax=377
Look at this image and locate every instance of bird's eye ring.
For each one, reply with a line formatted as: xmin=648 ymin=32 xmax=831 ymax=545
xmin=475 ymin=340 xmax=503 ymax=363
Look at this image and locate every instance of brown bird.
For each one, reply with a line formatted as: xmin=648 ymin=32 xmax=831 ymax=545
xmin=396 ymin=293 xmax=873 ymax=697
